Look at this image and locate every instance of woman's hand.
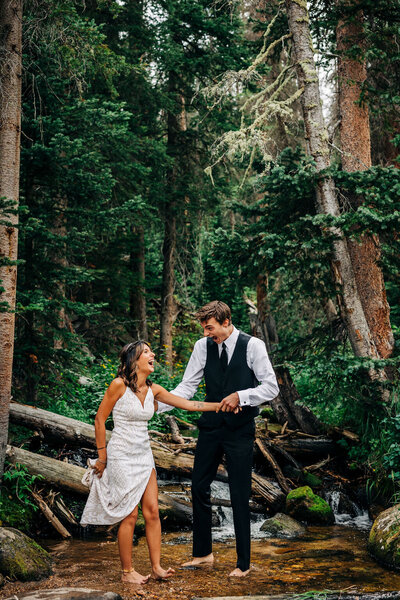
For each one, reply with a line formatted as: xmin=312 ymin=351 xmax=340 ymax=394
xmin=93 ymin=459 xmax=106 ymax=478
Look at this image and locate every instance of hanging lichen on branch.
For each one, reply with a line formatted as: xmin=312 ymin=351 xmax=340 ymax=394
xmin=203 ymin=4 xmax=301 ymax=176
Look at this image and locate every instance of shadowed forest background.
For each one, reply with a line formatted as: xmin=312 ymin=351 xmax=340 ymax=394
xmin=1 ymin=0 xmax=400 ymax=528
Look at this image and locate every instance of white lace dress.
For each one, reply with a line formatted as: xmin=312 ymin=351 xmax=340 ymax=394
xmin=81 ymin=385 xmax=155 ymax=525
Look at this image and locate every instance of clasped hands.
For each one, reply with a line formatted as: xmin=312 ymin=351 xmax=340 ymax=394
xmin=216 ymin=392 xmax=241 ymax=414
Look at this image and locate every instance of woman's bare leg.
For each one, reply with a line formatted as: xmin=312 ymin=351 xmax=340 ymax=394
xmin=118 ymin=506 xmax=150 ymax=584
xmin=141 ymin=469 xmax=175 ymax=579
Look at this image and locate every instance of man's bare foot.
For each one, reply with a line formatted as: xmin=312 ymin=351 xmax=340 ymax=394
xmin=182 ymin=553 xmax=214 ymax=567
xmin=151 ymin=566 xmax=175 ymax=580
xmin=228 ymin=567 xmax=250 ymax=577
xmin=121 ymin=568 xmax=150 ymax=585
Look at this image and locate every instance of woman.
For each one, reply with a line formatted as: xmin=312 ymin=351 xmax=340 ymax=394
xmin=80 ymin=341 xmax=221 ymax=587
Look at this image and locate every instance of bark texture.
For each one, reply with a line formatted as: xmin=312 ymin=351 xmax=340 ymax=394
xmin=285 ymin=0 xmax=382 ymax=365
xmin=51 ymin=195 xmax=67 ymax=350
xmin=160 ymin=75 xmax=186 ymax=364
xmin=130 ymin=226 xmax=148 ymax=340
xmin=337 ymin=2 xmax=394 ymax=359
xmin=0 ymin=0 xmax=22 ymax=479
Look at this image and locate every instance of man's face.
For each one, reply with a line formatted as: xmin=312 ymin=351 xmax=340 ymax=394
xmin=201 ymin=317 xmax=231 ymax=344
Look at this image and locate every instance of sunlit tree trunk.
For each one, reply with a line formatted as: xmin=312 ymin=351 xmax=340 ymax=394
xmin=285 ymin=0 xmax=381 ymax=364
xmin=160 ymin=73 xmax=186 ymax=364
xmin=0 ymin=0 xmax=23 ymax=479
xmin=337 ymin=1 xmax=394 ymax=359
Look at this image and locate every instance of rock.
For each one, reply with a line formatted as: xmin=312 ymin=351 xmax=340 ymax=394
xmin=260 ymin=512 xmax=306 ymax=538
xmin=335 ymin=491 xmax=360 ymax=517
xmin=286 ymin=486 xmax=335 ymax=525
xmin=368 ymin=504 xmax=400 ymax=568
xmin=0 ymin=527 xmax=52 ymax=581
xmin=3 ymin=589 xmax=122 ymax=600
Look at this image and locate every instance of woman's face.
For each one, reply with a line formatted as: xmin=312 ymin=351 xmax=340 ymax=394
xmin=136 ymin=344 xmax=155 ymax=376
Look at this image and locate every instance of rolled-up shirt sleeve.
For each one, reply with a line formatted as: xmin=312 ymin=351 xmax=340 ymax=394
xmin=156 ymin=338 xmax=207 ymax=413
xmin=237 ymin=337 xmax=279 ymax=407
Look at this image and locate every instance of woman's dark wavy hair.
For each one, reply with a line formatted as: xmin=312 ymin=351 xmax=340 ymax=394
xmin=117 ymin=341 xmax=152 ymax=392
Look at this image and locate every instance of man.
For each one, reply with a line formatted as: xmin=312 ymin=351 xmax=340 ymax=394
xmin=158 ymin=300 xmax=279 ymax=577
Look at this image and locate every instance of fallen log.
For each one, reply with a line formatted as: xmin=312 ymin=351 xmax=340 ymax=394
xmin=8 ymin=402 xmax=222 ymax=479
xmin=9 ymin=402 xmax=102 ymax=447
xmin=251 ymin=472 xmax=285 ymax=510
xmin=47 ymin=491 xmax=79 ymax=526
xmin=210 ymin=497 xmax=266 ymax=514
xmin=30 ymin=489 xmax=72 ymax=539
xmin=269 ymin=437 xmax=338 ymax=456
xmin=165 ymin=415 xmax=184 ymax=444
xmin=6 ymin=445 xmax=88 ymax=495
xmin=262 ymin=438 xmax=301 ymax=470
xmin=6 ymin=444 xmax=283 ymax=510
xmin=255 ymin=438 xmax=291 ymax=494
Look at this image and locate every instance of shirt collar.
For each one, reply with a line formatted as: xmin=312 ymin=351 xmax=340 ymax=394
xmin=219 ymin=325 xmax=239 ymax=352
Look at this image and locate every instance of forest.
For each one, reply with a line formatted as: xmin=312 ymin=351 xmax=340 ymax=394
xmin=1 ymin=0 xmax=400 ymax=594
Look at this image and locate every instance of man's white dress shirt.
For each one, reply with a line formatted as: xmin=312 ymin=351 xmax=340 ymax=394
xmin=157 ymin=326 xmax=279 ymax=413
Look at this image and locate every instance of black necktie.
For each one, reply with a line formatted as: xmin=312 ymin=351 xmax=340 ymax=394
xmin=220 ymin=342 xmax=228 ymax=372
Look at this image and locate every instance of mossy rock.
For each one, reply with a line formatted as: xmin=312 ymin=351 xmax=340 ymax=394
xmin=368 ymin=504 xmax=400 ymax=568
xmin=286 ymin=486 xmax=334 ymax=525
xmin=0 ymin=527 xmax=52 ymax=581
xmin=261 ymin=512 xmax=306 ymax=538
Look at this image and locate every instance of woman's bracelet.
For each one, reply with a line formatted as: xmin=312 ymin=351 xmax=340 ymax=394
xmin=97 ymin=446 xmax=106 ymax=450
xmin=97 ymin=459 xmax=107 ymax=465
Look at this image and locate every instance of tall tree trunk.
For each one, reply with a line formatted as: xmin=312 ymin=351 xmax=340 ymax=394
xmin=246 ymin=285 xmax=322 ymax=435
xmin=130 ymin=225 xmax=148 ymax=340
xmin=285 ymin=0 xmax=382 ymax=366
xmin=51 ymin=195 xmax=67 ymax=350
xmin=336 ymin=1 xmax=394 ymax=359
xmin=0 ymin=0 xmax=23 ymax=480
xmin=160 ymin=74 xmax=186 ymax=364
xmin=256 ymin=274 xmax=278 ymax=354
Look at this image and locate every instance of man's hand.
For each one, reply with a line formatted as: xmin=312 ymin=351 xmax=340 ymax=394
xmin=219 ymin=392 xmax=241 ymax=413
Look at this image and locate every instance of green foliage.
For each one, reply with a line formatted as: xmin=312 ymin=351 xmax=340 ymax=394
xmin=5 ymin=0 xmax=400 ymax=502
xmin=0 ymin=463 xmax=42 ymax=531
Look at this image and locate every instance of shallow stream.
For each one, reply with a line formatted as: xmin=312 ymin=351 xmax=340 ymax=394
xmin=2 ymin=482 xmax=399 ymax=600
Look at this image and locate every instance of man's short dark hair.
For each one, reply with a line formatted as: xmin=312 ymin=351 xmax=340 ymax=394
xmin=195 ymin=301 xmax=232 ymax=325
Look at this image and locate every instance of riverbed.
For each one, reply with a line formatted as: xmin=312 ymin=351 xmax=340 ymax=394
xmin=2 ymin=524 xmax=400 ymax=600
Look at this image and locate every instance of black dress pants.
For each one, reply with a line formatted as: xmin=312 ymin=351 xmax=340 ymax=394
xmin=191 ymin=420 xmax=255 ymax=571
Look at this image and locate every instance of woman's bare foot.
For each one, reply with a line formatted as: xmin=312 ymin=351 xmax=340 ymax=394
xmin=182 ymin=553 xmax=214 ymax=567
xmin=121 ymin=568 xmax=151 ymax=585
xmin=229 ymin=567 xmax=250 ymax=577
xmin=151 ymin=566 xmax=175 ymax=580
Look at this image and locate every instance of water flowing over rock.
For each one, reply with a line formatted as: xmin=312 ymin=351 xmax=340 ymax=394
xmin=3 ymin=589 xmax=122 ymax=600
xmin=0 ymin=527 xmax=52 ymax=581
xmin=368 ymin=504 xmax=400 ymax=568
xmin=260 ymin=512 xmax=306 ymax=538
xmin=286 ymin=486 xmax=335 ymax=525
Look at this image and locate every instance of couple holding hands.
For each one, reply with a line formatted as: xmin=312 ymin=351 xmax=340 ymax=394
xmin=81 ymin=300 xmax=279 ymax=586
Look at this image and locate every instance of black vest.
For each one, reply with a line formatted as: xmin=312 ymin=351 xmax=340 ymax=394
xmin=197 ymin=331 xmax=259 ymax=431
